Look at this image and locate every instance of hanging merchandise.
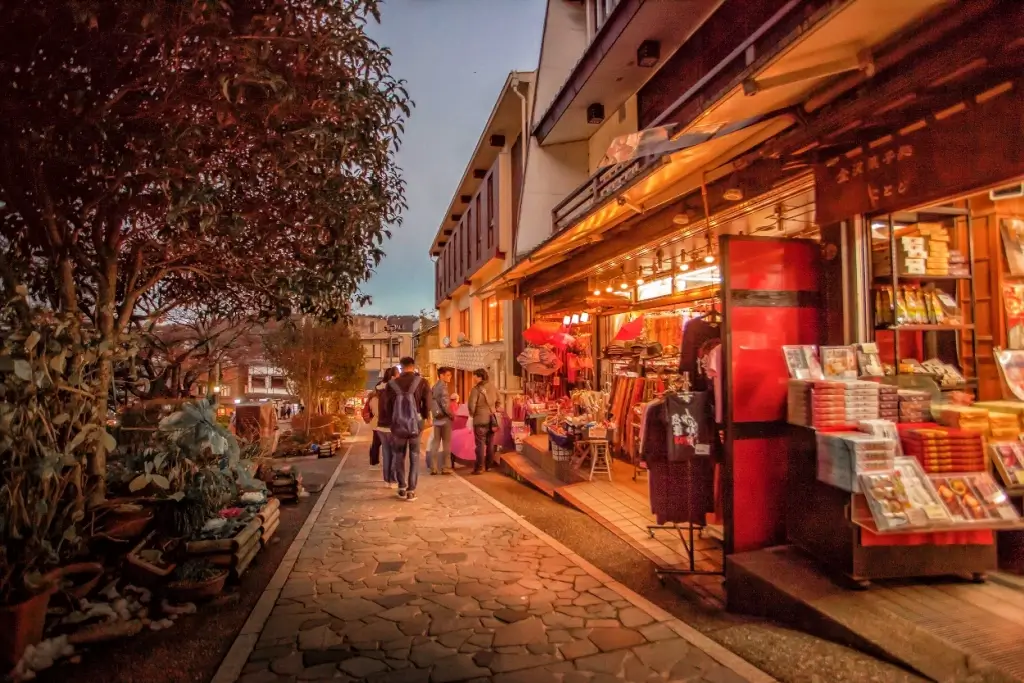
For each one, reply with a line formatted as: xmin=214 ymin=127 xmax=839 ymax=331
xmin=678 ymin=310 xmax=720 ymax=391
xmin=1001 ymin=218 xmax=1024 ymax=276
xmin=663 ymin=390 xmax=713 ymax=461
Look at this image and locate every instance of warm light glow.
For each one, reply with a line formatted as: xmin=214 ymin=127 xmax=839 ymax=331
xmin=605 ymin=285 xmax=614 ymax=293
xmin=679 ymin=262 xmax=690 ymax=272
xmin=636 ymin=277 xmax=645 ymax=285
xmin=704 ymin=254 xmax=715 ymax=263
xmin=233 ymin=398 xmax=241 ymax=405
xmin=488 ymin=302 xmax=496 ymax=308
xmin=563 ymin=315 xmax=571 ymax=325
xmin=619 ymin=282 xmax=629 ymax=290
xmin=571 ymin=314 xmax=580 ymax=325
xmin=580 ymin=312 xmax=590 ymax=323
xmin=212 ymin=385 xmax=221 ymax=393
xmin=593 ymin=289 xmax=602 ymax=296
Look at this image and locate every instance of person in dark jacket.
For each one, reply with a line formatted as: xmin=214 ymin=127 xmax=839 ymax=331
xmin=368 ymin=367 xmax=397 ymax=477
xmin=377 ymin=357 xmax=429 ymax=500
xmin=467 ymin=368 xmax=499 ymax=475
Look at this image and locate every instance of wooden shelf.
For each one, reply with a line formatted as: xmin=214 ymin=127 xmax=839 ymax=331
xmin=876 ymin=324 xmax=975 ymax=332
xmin=872 ymin=275 xmax=972 ymax=282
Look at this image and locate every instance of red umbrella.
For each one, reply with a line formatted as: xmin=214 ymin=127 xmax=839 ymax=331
xmin=614 ymin=315 xmax=645 ymax=341
xmin=523 ymin=321 xmax=563 ymax=345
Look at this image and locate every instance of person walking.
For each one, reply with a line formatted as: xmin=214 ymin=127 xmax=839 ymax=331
xmin=370 ymin=368 xmax=398 ymax=485
xmin=468 ymin=368 xmax=499 ymax=475
xmin=427 ymin=367 xmax=455 ymax=475
xmin=377 ymin=357 xmax=429 ymax=501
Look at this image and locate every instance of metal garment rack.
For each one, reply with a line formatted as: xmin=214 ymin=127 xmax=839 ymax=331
xmin=645 ymin=383 xmax=724 ymax=579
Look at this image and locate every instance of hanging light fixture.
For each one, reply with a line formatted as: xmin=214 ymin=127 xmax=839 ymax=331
xmin=563 ymin=314 xmax=571 ymax=326
xmin=704 ymin=252 xmax=715 ymax=264
xmin=571 ymin=313 xmax=580 ymax=325
xmin=580 ymin=312 xmax=590 ymax=323
xmin=605 ymin=284 xmax=614 ymax=293
xmin=593 ymin=287 xmax=602 ymax=296
xmin=619 ymin=281 xmax=629 ymax=290
xmin=636 ymin=267 xmax=645 ymax=286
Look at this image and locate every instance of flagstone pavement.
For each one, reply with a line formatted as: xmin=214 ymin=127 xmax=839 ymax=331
xmin=216 ymin=444 xmax=772 ymax=683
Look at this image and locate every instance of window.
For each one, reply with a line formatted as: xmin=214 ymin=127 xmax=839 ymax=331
xmin=486 ymin=174 xmax=495 ymax=248
xmin=391 ymin=339 xmax=401 ymax=357
xmin=459 ymin=307 xmax=470 ymax=343
xmin=363 ymin=341 xmax=378 ymax=358
xmin=483 ymin=296 xmax=503 ymax=343
xmin=475 ymin=195 xmax=482 ymax=260
xmin=440 ymin=317 xmax=450 ymax=342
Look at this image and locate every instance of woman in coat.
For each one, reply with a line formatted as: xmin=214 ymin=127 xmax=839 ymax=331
xmin=467 ymin=368 xmax=499 ymax=474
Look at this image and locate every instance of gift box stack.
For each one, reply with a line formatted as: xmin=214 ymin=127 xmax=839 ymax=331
xmin=898 ymin=389 xmax=932 ymax=422
xmin=873 ymin=235 xmax=930 ymax=276
xmin=989 ymin=412 xmax=1020 ymax=441
xmin=878 ymin=384 xmax=899 ymax=421
xmin=935 ymin=405 xmax=990 ymax=434
xmin=808 ymin=380 xmax=880 ymax=428
xmin=787 ymin=380 xmax=814 ymax=426
xmin=816 ymin=431 xmax=897 ymax=492
xmin=901 ymin=428 xmax=986 ymax=473
xmin=948 ymin=249 xmax=970 ymax=277
xmin=916 ymin=223 xmax=950 ymax=276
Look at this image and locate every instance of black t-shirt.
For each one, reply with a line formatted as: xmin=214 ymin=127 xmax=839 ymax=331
xmin=663 ymin=390 xmax=713 ymax=462
xmin=678 ymin=318 xmax=719 ymax=391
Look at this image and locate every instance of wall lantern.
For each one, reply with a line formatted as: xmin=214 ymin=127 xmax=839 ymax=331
xmin=637 ymin=40 xmax=660 ymax=68
xmin=587 ymin=103 xmax=605 ymax=125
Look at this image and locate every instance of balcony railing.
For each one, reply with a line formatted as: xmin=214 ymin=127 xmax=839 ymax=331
xmin=550 ymin=154 xmax=660 ymax=235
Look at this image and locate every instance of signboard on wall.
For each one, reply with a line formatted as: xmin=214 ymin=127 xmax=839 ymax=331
xmin=815 ymin=80 xmax=1024 ymax=225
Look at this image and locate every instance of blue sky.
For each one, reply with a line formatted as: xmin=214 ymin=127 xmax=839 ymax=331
xmin=361 ymin=0 xmax=546 ymax=315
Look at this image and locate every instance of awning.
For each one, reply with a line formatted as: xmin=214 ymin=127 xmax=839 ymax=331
xmin=477 ymin=113 xmax=795 ymax=296
xmin=428 ymin=345 xmax=504 ymax=373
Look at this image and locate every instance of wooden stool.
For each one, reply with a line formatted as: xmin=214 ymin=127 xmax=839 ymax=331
xmin=587 ymin=440 xmax=612 ymax=481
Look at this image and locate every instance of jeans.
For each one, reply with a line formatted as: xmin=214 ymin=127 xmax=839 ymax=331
xmin=379 ymin=431 xmax=396 ymax=484
xmin=369 ymin=430 xmax=382 ymax=466
xmin=392 ymin=435 xmax=421 ymax=492
xmin=473 ymin=425 xmax=495 ymax=472
xmin=428 ymin=422 xmax=453 ymax=472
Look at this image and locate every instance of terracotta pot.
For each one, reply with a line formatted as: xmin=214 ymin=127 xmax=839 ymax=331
xmin=124 ymin=532 xmax=176 ymax=588
xmin=0 ymin=587 xmax=55 ymax=669
xmin=100 ymin=507 xmax=154 ymax=541
xmin=165 ymin=569 xmax=228 ymax=603
xmin=47 ymin=562 xmax=104 ymax=601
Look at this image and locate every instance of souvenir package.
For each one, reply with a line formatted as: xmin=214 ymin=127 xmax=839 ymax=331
xmin=929 ymin=473 xmax=1019 ymax=523
xmin=874 ymin=287 xmax=895 ymax=327
xmin=817 ymin=432 xmax=897 ymax=492
xmin=821 ymin=347 xmax=858 ymax=380
xmin=856 ymin=343 xmax=884 ymax=377
xmin=897 ymin=390 xmax=931 ymax=423
xmin=902 ymin=428 xmax=986 ymax=473
xmin=989 ymin=441 xmax=1024 ymax=488
xmin=934 ymin=405 xmax=989 ymax=433
xmin=787 ymin=379 xmax=812 ymax=426
xmin=808 ymin=380 xmax=879 ymax=427
xmin=988 ymin=412 xmax=1020 ymax=441
xmin=877 ymin=384 xmax=899 ymax=421
xmin=1000 ymin=218 xmax=1024 ymax=276
xmin=1003 ymin=284 xmax=1024 ymax=349
xmin=921 ymin=358 xmax=966 ymax=388
xmin=783 ymin=345 xmax=824 ymax=380
xmin=975 ymin=400 xmax=1024 ymax=430
xmin=858 ymin=457 xmax=948 ymax=530
xmin=932 ymin=290 xmax=963 ymax=325
xmin=994 ymin=348 xmax=1024 ymax=401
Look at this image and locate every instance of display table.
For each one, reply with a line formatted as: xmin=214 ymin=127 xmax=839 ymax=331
xmin=786 ymin=426 xmax=998 ymax=586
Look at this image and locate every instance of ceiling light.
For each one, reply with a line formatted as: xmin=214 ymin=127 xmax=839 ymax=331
xmin=637 ymin=40 xmax=661 ymax=68
xmin=619 ymin=282 xmax=629 ymax=290
xmin=723 ymin=188 xmax=743 ymax=201
xmin=593 ymin=288 xmax=602 ymax=296
xmin=571 ymin=314 xmax=580 ymax=325
xmin=636 ymin=277 xmax=645 ymax=285
xmin=605 ymin=285 xmax=614 ymax=293
xmin=704 ymin=254 xmax=715 ymax=264
xmin=672 ymin=214 xmax=690 ymax=226
xmin=679 ymin=262 xmax=690 ymax=272
xmin=580 ymin=312 xmax=590 ymax=323
xmin=563 ymin=315 xmax=571 ymax=325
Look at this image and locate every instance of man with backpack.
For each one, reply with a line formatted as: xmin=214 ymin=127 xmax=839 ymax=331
xmin=377 ymin=357 xmax=429 ymax=501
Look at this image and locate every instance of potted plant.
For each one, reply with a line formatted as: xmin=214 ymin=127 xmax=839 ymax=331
xmin=166 ymin=559 xmax=228 ymax=602
xmin=0 ymin=308 xmax=115 ymax=668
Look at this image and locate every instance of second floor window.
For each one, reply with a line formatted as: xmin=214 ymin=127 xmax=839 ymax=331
xmin=487 ymin=174 xmax=495 ymax=248
xmin=483 ymin=296 xmax=503 ymax=343
xmin=459 ymin=307 xmax=470 ymax=342
xmin=475 ymin=195 xmax=482 ymax=259
xmin=440 ymin=317 xmax=450 ymax=342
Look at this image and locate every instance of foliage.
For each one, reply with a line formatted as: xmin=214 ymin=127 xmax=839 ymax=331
xmin=263 ymin=320 xmax=365 ymax=429
xmin=0 ymin=303 xmax=119 ymax=603
xmin=173 ymin=558 xmax=222 ymax=584
xmin=0 ymin=1 xmax=411 ymax=483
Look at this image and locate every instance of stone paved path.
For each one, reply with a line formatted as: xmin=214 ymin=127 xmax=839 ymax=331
xmin=218 ymin=440 xmax=771 ymax=683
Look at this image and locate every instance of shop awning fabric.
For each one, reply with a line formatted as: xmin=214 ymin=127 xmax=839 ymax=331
xmin=428 ymin=345 xmax=503 ymax=373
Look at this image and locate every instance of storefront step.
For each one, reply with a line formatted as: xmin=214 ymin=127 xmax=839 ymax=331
xmin=498 ymin=450 xmax=562 ymax=498
xmin=727 ymin=545 xmax=1024 ymax=683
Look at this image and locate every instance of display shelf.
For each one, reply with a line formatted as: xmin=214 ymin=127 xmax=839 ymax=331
xmin=850 ymin=495 xmax=1023 ymax=535
xmin=872 ymin=275 xmax=972 ymax=283
xmin=875 ymin=323 xmax=975 ymax=332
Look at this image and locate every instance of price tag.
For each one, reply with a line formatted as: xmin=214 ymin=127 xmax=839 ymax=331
xmin=906 ymin=508 xmax=928 ymax=526
xmin=923 ymin=504 xmax=948 ymax=521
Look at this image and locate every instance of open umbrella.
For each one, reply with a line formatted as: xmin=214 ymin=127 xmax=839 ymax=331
xmin=614 ymin=315 xmax=645 ymax=341
xmin=523 ymin=321 xmax=564 ymax=345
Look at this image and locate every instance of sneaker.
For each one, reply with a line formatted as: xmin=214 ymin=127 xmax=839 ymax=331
xmin=397 ymin=488 xmax=406 ymax=498
xmin=430 ymin=468 xmax=439 ymax=476
xmin=386 ymin=481 xmax=396 ymax=489
xmin=471 ymin=469 xmax=483 ymax=476
xmin=441 ymin=468 xmax=453 ymax=476
xmin=405 ymin=491 xmax=417 ymax=502
xmin=369 ymin=463 xmax=382 ymax=470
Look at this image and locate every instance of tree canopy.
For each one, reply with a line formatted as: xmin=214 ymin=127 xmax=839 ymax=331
xmin=0 ymin=0 xmax=410 ymax=331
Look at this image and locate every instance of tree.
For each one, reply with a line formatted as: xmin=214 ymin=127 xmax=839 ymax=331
xmin=263 ymin=320 xmax=365 ymax=432
xmin=0 ymin=1 xmax=411 ymax=493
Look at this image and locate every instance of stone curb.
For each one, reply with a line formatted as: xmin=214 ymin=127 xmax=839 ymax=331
xmin=209 ymin=425 xmax=364 ymax=683
xmin=455 ymin=474 xmax=778 ymax=683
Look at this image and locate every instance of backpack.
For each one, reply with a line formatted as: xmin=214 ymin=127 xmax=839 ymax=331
xmin=388 ymin=377 xmax=422 ymax=440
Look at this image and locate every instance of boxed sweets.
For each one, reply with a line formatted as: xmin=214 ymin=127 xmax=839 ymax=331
xmin=858 ymin=456 xmax=950 ymax=530
xmin=990 ymin=441 xmax=1024 ymax=488
xmin=901 ymin=428 xmax=986 ymax=473
xmin=817 ymin=431 xmax=897 ymax=492
xmin=787 ymin=379 xmax=812 ymax=426
xmin=897 ymin=390 xmax=932 ymax=423
xmin=929 ymin=472 xmax=1019 ymax=523
xmin=935 ymin=405 xmax=990 ymax=433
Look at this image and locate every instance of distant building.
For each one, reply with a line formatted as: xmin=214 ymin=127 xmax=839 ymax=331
xmin=352 ymin=314 xmax=417 ymax=389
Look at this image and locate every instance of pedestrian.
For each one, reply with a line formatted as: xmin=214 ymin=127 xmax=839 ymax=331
xmin=370 ymin=367 xmax=397 ymax=481
xmin=377 ymin=357 xmax=429 ymax=501
xmin=427 ymin=367 xmax=455 ymax=476
xmin=468 ymin=368 xmax=499 ymax=475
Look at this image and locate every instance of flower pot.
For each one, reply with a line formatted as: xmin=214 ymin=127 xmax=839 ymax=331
xmin=124 ymin=532 xmax=177 ymax=588
xmin=0 ymin=587 xmax=55 ymax=669
xmin=100 ymin=506 xmax=154 ymax=541
xmin=165 ymin=569 xmax=228 ymax=603
xmin=47 ymin=562 xmax=104 ymax=601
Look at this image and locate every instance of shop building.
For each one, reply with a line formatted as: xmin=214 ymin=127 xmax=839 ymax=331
xmin=352 ymin=314 xmax=416 ymax=389
xmin=428 ymin=72 xmax=535 ymax=401
xmin=482 ymin=1 xmax=1024 ymax=680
